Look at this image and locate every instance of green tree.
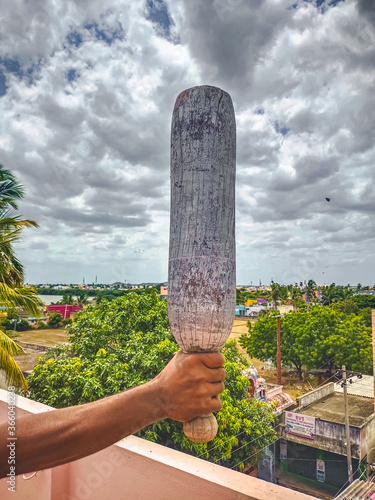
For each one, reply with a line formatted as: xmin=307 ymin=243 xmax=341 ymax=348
xmin=2 ymin=317 xmax=30 ymax=332
xmin=331 ymin=298 xmax=359 ymax=316
xmin=240 ymin=306 xmax=372 ymax=379
xmin=47 ymin=312 xmax=64 ymax=329
xmin=288 ymin=285 xmax=302 ymax=310
xmin=304 ymin=279 xmax=317 ymax=306
xmin=28 ymin=293 xmax=276 ymax=471
xmin=358 ymin=308 xmax=372 ymax=328
xmin=352 ymin=295 xmax=375 ymax=309
xmin=59 ymin=293 xmax=74 ymax=305
xmin=95 ymin=291 xmax=104 ymax=305
xmin=338 ymin=286 xmax=354 ymax=300
xmin=76 ymin=290 xmax=88 ymax=308
xmin=267 ymin=282 xmax=282 ymax=310
xmin=321 ymin=283 xmax=338 ymax=306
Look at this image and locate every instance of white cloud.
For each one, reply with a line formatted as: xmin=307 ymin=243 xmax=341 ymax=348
xmin=0 ymin=0 xmax=374 ymax=285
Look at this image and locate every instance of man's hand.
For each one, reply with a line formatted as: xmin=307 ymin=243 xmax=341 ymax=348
xmin=152 ymin=351 xmax=226 ymax=422
xmin=0 ymin=350 xmax=226 ymax=478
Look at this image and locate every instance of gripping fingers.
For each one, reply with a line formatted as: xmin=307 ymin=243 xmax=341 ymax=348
xmin=209 ymin=395 xmax=223 ymax=413
xmin=210 ymin=381 xmax=225 ymax=397
xmin=207 ymin=367 xmax=226 ymax=383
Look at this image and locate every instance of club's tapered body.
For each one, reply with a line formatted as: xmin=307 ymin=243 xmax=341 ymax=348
xmin=168 ymin=85 xmax=236 ymax=443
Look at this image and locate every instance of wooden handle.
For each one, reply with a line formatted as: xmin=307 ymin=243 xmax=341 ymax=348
xmin=168 ymin=86 xmax=236 ymax=442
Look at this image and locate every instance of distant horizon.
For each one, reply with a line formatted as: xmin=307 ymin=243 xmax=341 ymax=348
xmin=32 ymin=281 xmax=375 ymax=288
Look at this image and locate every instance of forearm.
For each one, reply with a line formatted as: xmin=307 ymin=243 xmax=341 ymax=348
xmin=0 ymin=379 xmax=165 ymax=478
xmin=0 ymin=351 xmax=225 ymax=479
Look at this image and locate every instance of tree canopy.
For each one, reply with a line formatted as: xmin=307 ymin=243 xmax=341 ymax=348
xmin=240 ymin=305 xmax=372 ymax=379
xmin=28 ymin=292 xmax=276 ymax=470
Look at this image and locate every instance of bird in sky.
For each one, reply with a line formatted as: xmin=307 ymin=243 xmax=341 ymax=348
xmin=325 ymin=197 xmax=331 ymax=202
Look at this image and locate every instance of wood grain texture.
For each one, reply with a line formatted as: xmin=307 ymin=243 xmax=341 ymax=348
xmin=168 ymin=85 xmax=236 ymax=353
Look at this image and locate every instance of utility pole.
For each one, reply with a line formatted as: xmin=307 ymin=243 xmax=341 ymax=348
xmin=276 ymin=315 xmax=282 ymax=385
xmin=342 ymin=365 xmax=353 ymax=484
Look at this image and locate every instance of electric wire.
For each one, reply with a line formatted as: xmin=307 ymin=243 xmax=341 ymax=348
xmin=202 ymin=371 xmax=340 ymax=466
xmin=209 ymin=345 xmax=370 ymax=471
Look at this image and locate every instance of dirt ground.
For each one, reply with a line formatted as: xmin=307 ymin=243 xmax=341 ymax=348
xmin=12 ymin=329 xmax=69 ymax=373
xmin=14 ymin=329 xmax=69 ymax=347
xmin=229 ymin=317 xmax=319 ymax=400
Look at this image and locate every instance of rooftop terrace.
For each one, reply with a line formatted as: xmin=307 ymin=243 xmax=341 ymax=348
xmin=298 ymin=392 xmax=374 ymax=427
xmin=0 ymin=389 xmax=317 ymax=500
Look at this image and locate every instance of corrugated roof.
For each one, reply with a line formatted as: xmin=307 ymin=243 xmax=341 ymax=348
xmin=334 ymin=478 xmax=375 ymax=499
xmin=334 ymin=375 xmax=374 ymax=399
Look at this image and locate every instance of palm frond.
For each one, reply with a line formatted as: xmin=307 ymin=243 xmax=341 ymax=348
xmin=0 ymin=165 xmax=25 ymax=211
xmin=0 ymin=347 xmax=27 ymax=390
xmin=0 ymin=330 xmax=25 ymax=356
xmin=0 ymin=215 xmax=38 ymax=233
xmin=0 ymin=284 xmax=42 ymax=317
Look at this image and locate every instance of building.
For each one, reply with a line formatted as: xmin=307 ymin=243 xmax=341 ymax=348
xmin=46 ymin=304 xmax=80 ymax=320
xmin=246 ymin=305 xmax=267 ymax=318
xmin=242 ymin=365 xmax=294 ymax=413
xmin=109 ymin=282 xmax=126 ymax=288
xmin=235 ymin=305 xmax=246 ymax=316
xmin=276 ymin=379 xmax=375 ymax=497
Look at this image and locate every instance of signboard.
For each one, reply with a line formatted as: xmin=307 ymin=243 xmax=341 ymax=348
xmin=280 ymin=439 xmax=287 ymax=460
xmin=316 ymin=459 xmax=325 ymax=482
xmin=285 ymin=412 xmax=316 ymax=440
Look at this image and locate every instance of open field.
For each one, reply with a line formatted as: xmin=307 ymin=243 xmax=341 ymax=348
xmin=14 ymin=329 xmax=69 ymax=347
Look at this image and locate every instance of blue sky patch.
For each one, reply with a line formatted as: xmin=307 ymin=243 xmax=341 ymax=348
xmin=67 ymin=31 xmax=83 ymax=48
xmin=290 ymin=0 xmax=345 ymax=10
xmin=0 ymin=58 xmax=23 ymax=78
xmin=0 ymin=57 xmax=42 ymax=90
xmin=84 ymin=22 xmax=124 ymax=45
xmin=146 ymin=0 xmax=173 ymax=39
xmin=274 ymin=122 xmax=291 ymax=136
xmin=67 ymin=69 xmax=78 ymax=82
xmin=0 ymin=70 xmax=7 ymax=97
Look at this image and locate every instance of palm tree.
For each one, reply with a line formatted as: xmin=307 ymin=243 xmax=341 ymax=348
xmin=339 ymin=286 xmax=353 ymax=301
xmin=304 ymin=279 xmax=317 ymax=304
xmin=289 ymin=285 xmax=301 ymax=311
xmin=0 ymin=330 xmax=28 ymax=390
xmin=321 ymin=283 xmax=338 ymax=306
xmin=0 ymin=164 xmax=41 ymax=389
xmin=76 ymin=290 xmax=88 ymax=309
xmin=59 ymin=293 xmax=74 ymax=305
xmin=301 ymin=279 xmax=317 ymax=312
xmin=268 ymin=282 xmax=282 ymax=310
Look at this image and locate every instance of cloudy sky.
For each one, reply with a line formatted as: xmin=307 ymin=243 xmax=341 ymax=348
xmin=0 ymin=0 xmax=374 ymax=286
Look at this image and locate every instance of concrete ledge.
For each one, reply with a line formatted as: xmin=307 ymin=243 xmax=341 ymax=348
xmin=297 ymin=383 xmax=334 ymax=409
xmin=17 ymin=342 xmax=49 ymax=351
xmin=0 ymin=391 xmax=316 ymax=500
